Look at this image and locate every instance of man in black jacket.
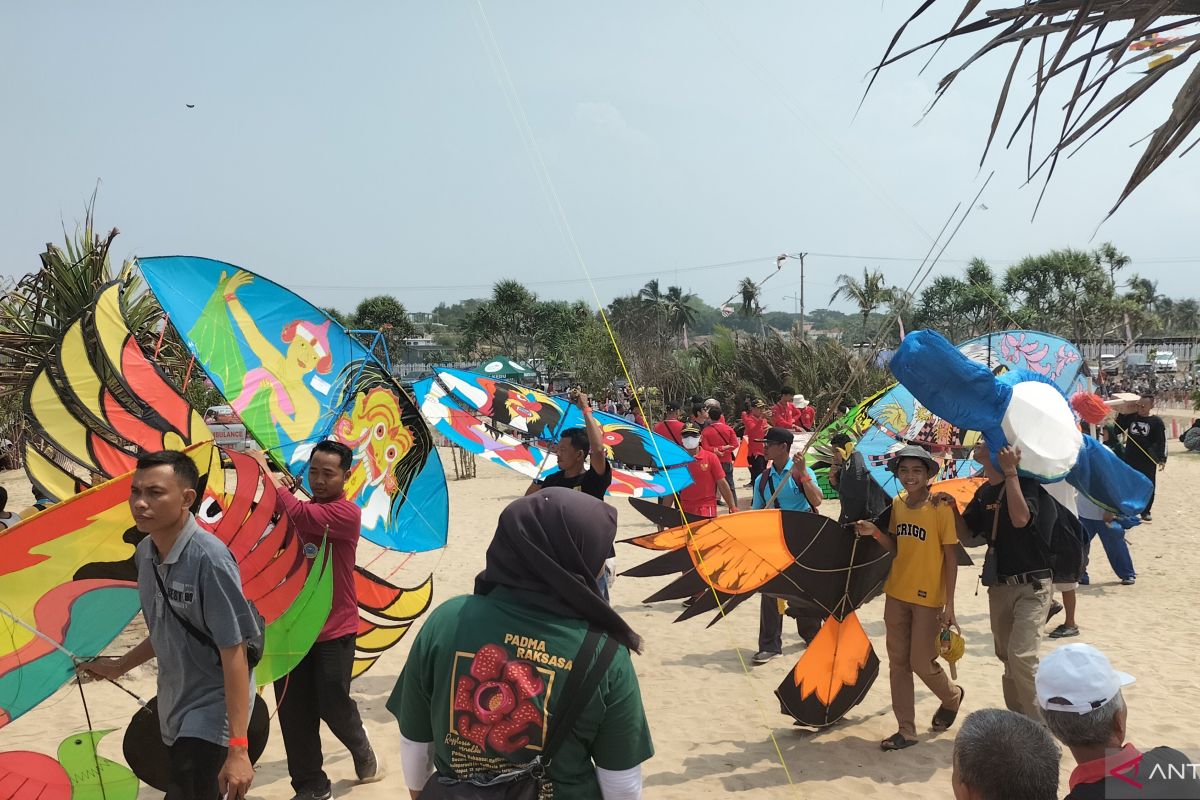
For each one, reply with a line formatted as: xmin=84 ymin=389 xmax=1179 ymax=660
xmin=1116 ymin=395 xmax=1166 ymax=521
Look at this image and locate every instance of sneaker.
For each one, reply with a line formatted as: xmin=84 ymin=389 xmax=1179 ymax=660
xmin=1121 ymin=577 xmax=1136 ymax=585
xmin=1046 ymin=600 xmax=1064 ymax=624
xmin=353 ymin=740 xmax=383 ymax=784
xmin=1048 ymin=624 xmax=1079 ymax=639
xmin=291 ymin=786 xmax=332 ymax=800
xmin=752 ymin=650 xmax=780 ymax=665
xmin=1141 ymin=512 xmax=1153 ymax=522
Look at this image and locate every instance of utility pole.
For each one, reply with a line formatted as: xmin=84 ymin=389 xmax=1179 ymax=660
xmin=798 ymin=252 xmax=807 ymax=341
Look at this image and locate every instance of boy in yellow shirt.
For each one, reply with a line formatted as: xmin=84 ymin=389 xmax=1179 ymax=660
xmin=855 ymin=445 xmax=966 ymax=751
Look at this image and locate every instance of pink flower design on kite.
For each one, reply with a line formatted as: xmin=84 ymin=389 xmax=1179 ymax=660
xmin=453 ymin=644 xmax=546 ymax=755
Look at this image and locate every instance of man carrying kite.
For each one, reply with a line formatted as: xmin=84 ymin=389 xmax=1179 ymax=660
xmin=526 ymin=390 xmax=612 ymax=501
xmin=751 ymin=426 xmax=825 ymax=665
xmin=250 ymin=441 xmax=380 ymax=800
xmin=82 ymin=451 xmax=260 ymax=800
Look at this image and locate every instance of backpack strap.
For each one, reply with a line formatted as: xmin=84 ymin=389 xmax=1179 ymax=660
xmin=541 ymin=629 xmax=620 ymax=764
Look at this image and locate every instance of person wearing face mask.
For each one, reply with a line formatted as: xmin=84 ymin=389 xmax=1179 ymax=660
xmin=663 ymin=423 xmax=737 ymax=518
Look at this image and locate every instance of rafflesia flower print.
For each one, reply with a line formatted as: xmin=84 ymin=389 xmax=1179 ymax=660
xmin=454 ymin=643 xmax=546 ymax=755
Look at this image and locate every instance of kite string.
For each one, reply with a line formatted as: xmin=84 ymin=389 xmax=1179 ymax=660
xmin=74 ymin=672 xmax=110 ymax=800
xmin=468 ymin=2 xmax=802 ymax=792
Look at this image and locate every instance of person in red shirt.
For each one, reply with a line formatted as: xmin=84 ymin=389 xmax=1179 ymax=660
xmin=770 ymin=387 xmax=802 ymax=432
xmin=250 ymin=442 xmax=379 ymax=800
xmin=741 ymin=399 xmax=770 ymax=486
xmin=653 ymin=401 xmax=685 ymax=447
xmin=794 ymin=394 xmax=816 ymax=432
xmin=701 ymin=405 xmax=740 ymax=506
xmin=664 ymin=422 xmax=737 ymax=517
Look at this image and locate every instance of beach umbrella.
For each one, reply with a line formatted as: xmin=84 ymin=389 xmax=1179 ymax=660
xmin=475 ymin=357 xmax=535 ymax=379
xmin=413 ymin=367 xmax=695 ymax=498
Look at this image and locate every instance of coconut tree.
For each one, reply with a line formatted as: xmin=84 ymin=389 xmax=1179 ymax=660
xmin=829 ymin=268 xmax=896 ymax=341
xmin=737 ymin=277 xmax=766 ymax=337
xmin=875 ymin=3 xmax=1200 ymax=215
xmin=664 ymin=285 xmax=699 ymax=347
xmin=0 ymin=205 xmax=164 ymax=402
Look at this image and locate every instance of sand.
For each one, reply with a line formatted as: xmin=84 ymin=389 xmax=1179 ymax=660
xmin=4 ymin=439 xmax=1199 ymax=799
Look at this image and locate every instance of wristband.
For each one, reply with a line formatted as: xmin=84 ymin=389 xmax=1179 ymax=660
xmin=228 ymin=736 xmax=249 ymax=749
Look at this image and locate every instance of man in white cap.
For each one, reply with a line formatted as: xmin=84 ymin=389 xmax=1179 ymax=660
xmin=1037 ymin=643 xmax=1200 ymax=799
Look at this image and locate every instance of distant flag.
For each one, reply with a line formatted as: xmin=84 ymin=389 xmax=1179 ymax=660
xmin=776 ymin=254 xmax=787 ymax=269
xmin=720 ymin=304 xmax=735 ymax=318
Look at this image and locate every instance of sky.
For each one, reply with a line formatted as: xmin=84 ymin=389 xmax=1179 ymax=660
xmin=2 ymin=2 xmax=1196 ymax=319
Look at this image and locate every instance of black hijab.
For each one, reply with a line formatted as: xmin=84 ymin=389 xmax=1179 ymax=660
xmin=475 ymin=488 xmax=643 ymax=654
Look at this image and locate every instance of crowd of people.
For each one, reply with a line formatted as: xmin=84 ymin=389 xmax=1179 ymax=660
xmin=49 ymin=380 xmax=1194 ymax=800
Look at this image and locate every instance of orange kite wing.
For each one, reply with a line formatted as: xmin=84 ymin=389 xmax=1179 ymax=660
xmin=776 ymin=612 xmax=880 ymax=727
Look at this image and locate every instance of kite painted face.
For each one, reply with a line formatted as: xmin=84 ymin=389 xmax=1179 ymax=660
xmin=334 ymin=388 xmax=414 ymax=500
xmin=281 ymin=320 xmax=333 ymax=375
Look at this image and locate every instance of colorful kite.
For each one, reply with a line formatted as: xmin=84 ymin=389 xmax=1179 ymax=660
xmin=23 ymin=282 xmax=215 ymax=502
xmin=0 ymin=441 xmax=324 ymax=730
xmin=890 ymin=329 xmax=1153 ymax=515
xmin=413 ymin=368 xmax=694 ymax=497
xmin=17 ymin=281 xmax=427 ymax=680
xmin=137 ymin=256 xmax=448 ymax=553
xmin=623 ymin=509 xmax=892 ymax=726
xmin=0 ymin=729 xmax=138 ymax=800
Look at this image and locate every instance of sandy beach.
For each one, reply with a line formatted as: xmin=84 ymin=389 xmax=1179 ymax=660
xmin=4 ymin=438 xmax=1198 ymax=799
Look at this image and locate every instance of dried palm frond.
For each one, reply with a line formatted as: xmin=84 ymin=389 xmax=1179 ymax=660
xmin=871 ymin=2 xmax=1200 ymax=216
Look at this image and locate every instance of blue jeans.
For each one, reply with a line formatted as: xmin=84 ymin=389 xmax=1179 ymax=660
xmin=1080 ymin=517 xmax=1135 ymax=582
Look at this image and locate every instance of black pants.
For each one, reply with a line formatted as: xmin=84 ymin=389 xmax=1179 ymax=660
xmin=758 ymin=595 xmax=823 ymax=654
xmin=721 ymin=462 xmax=738 ymax=505
xmin=167 ymin=737 xmax=226 ymax=800
xmin=1127 ymin=458 xmax=1158 ymax=514
xmin=748 ymin=454 xmax=767 ymax=487
xmin=274 ymin=634 xmax=369 ymax=792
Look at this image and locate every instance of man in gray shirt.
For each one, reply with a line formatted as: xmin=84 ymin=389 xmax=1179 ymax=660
xmin=83 ymin=451 xmax=260 ymax=800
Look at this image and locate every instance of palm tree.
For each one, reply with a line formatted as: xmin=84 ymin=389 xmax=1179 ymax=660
xmin=737 ymin=278 xmax=765 ymax=337
xmin=1093 ymin=243 xmax=1131 ymax=292
xmin=664 ymin=285 xmax=699 ymax=347
xmin=829 ymin=268 xmax=895 ymax=341
xmin=876 ymin=3 xmax=1200 ymax=215
xmin=0 ymin=204 xmax=164 ymax=401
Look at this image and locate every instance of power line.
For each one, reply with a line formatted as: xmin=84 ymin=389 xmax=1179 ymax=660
xmin=285 ymin=250 xmax=1200 ymax=293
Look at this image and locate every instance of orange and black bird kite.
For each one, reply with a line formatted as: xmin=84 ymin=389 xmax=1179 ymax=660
xmin=622 ymin=507 xmax=893 ymax=727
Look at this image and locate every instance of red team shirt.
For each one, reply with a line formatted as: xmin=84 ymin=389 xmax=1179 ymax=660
xmin=771 ymin=400 xmax=800 ymax=429
xmin=653 ymin=419 xmax=685 ymax=446
xmin=678 ymin=449 xmax=724 ymax=517
xmin=741 ymin=412 xmax=768 ymax=457
xmin=276 ymin=490 xmax=362 ymax=642
xmin=701 ymin=420 xmax=739 ymax=465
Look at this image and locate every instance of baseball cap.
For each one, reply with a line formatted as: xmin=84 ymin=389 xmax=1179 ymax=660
xmin=752 ymin=398 xmax=766 ymax=409
xmin=681 ymin=422 xmax=702 ymax=437
xmin=886 ymin=445 xmax=939 ymax=474
xmin=1036 ymin=643 xmax=1135 ymax=714
xmin=756 ymin=426 xmax=794 ymax=446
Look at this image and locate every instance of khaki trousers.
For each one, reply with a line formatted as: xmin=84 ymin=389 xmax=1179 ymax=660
xmin=883 ymin=595 xmax=961 ymax=738
xmin=988 ymin=580 xmax=1052 ymax=720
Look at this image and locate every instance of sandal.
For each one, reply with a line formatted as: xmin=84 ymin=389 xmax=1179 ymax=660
xmin=880 ymin=732 xmax=918 ymax=751
xmin=932 ymin=686 xmax=965 ymax=732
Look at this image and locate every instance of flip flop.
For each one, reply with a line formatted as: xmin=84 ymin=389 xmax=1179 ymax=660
xmin=932 ymin=685 xmax=965 ymax=732
xmin=881 ymin=732 xmax=918 ymax=751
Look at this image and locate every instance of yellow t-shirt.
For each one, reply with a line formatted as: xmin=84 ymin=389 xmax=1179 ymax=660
xmin=883 ymin=499 xmax=958 ymax=608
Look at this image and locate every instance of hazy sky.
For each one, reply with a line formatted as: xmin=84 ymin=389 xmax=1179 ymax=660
xmin=3 ymin=2 xmax=1196 ymax=318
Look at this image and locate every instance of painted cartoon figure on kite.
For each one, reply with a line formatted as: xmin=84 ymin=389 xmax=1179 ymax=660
xmin=222 ymin=270 xmax=333 ymax=443
xmin=334 ymin=386 xmax=415 ymax=501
